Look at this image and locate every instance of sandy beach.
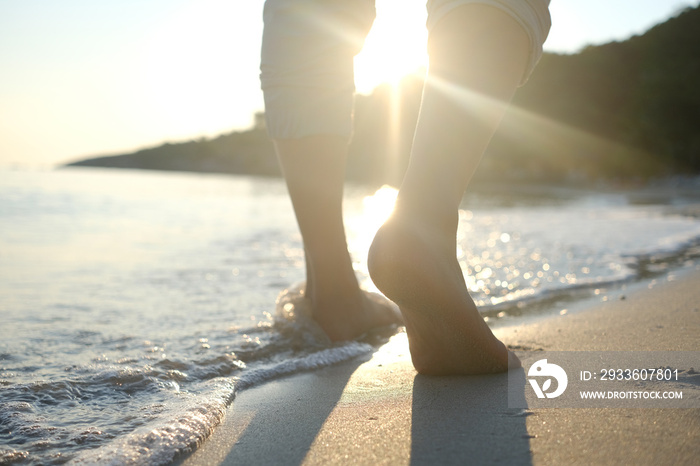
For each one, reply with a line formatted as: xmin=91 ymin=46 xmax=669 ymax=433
xmin=178 ymin=269 xmax=700 ymax=465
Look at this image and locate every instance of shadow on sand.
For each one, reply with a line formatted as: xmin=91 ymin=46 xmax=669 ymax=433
xmin=411 ymin=368 xmax=531 ymax=465
xmin=176 ymin=352 xmax=532 ymax=465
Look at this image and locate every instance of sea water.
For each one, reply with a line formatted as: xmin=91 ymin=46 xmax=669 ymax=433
xmin=1 ymin=168 xmax=699 ymax=464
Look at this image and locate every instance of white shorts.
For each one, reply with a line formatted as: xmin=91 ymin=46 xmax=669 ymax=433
xmin=261 ymin=0 xmax=551 ymax=139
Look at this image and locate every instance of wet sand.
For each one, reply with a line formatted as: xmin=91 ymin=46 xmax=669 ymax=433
xmin=178 ymin=269 xmax=700 ymax=465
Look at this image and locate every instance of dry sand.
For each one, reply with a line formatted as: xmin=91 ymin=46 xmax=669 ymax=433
xmin=178 ymin=269 xmax=700 ymax=465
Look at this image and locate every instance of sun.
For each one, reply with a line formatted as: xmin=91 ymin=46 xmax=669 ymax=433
xmin=353 ymin=0 xmax=428 ymax=94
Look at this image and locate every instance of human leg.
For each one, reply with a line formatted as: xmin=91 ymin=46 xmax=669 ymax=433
xmin=275 ymin=137 xmax=400 ymax=341
xmin=261 ymin=0 xmax=400 ymax=341
xmin=368 ymin=2 xmax=551 ymax=374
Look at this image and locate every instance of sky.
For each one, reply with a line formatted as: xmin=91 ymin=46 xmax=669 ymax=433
xmin=1 ymin=0 xmax=698 ymax=168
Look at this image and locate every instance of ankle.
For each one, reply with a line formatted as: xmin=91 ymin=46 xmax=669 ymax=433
xmin=391 ymin=196 xmax=459 ymax=236
xmin=306 ymin=264 xmax=361 ymax=300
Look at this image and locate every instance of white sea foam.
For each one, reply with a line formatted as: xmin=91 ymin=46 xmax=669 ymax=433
xmin=235 ymin=342 xmax=374 ymax=390
xmin=70 ymin=378 xmax=235 ymax=465
xmin=70 ymin=342 xmax=372 ymax=465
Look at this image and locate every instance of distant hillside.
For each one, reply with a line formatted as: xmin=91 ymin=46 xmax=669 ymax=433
xmin=67 ymin=6 xmax=700 ymax=185
xmin=67 ymin=122 xmax=279 ymax=177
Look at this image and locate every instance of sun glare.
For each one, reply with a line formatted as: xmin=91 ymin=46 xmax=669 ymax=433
xmin=362 ymin=185 xmax=399 ymax=229
xmin=350 ymin=185 xmax=399 ymax=292
xmin=354 ymin=0 xmax=428 ymax=93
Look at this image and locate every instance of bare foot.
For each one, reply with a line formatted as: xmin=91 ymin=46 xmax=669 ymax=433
xmin=304 ymin=269 xmax=403 ymax=341
xmin=310 ymin=286 xmax=403 ymax=342
xmin=368 ymin=213 xmax=520 ymax=375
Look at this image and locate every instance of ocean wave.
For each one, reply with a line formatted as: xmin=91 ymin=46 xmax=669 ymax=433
xmin=69 ymin=341 xmax=373 ymax=465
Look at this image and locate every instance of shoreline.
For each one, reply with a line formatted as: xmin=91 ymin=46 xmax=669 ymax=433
xmin=178 ymin=267 xmax=700 ymax=465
